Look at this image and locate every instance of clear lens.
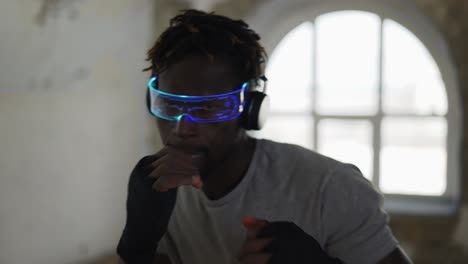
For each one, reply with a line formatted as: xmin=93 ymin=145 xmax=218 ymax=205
xmin=148 ymin=77 xmax=246 ymax=122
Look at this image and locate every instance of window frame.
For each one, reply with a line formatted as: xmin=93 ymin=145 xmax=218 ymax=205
xmin=246 ymin=0 xmax=462 ymax=215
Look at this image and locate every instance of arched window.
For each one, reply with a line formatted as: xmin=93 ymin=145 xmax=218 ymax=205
xmin=248 ymin=1 xmax=461 ymax=214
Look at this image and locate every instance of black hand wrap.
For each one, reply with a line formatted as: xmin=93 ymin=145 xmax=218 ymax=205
xmin=117 ymin=156 xmax=177 ymax=264
xmin=257 ymin=221 xmax=343 ymax=264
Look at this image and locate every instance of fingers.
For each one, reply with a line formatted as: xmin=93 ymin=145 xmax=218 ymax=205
xmin=238 ymin=217 xmax=273 ymax=264
xmin=243 ymin=217 xmax=269 ymax=239
xmin=147 ymin=147 xmax=172 ymax=163
xmin=146 ymin=147 xmax=203 ymax=192
xmin=153 ymin=174 xmax=202 ymax=192
xmin=241 ymin=238 xmax=273 ymax=254
xmin=150 ymin=150 xmax=192 ymax=170
xmin=150 ymin=156 xmax=202 ymax=190
xmin=191 ymin=175 xmax=203 ymax=188
xmin=141 ymin=147 xmax=172 ymax=176
xmin=242 ymin=216 xmax=259 ymax=228
xmin=149 ymin=155 xmax=198 ymax=180
xmin=243 ymin=217 xmax=269 ymax=229
xmin=238 ymin=253 xmax=272 ymax=264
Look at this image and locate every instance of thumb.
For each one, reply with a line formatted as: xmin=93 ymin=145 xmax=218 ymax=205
xmin=242 ymin=217 xmax=269 ymax=228
xmin=191 ymin=175 xmax=203 ymax=189
xmin=242 ymin=217 xmax=269 ymax=239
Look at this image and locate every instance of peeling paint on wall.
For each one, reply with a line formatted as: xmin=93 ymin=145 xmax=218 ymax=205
xmin=0 ymin=1 xmax=156 ymax=263
xmin=36 ymin=0 xmax=82 ymax=26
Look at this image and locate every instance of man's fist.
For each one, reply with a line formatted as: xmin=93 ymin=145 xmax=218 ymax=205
xmin=237 ymin=217 xmax=272 ymax=264
xmin=239 ymin=217 xmax=343 ymax=264
xmin=116 ymin=151 xmax=178 ymax=264
xmin=148 ymin=147 xmax=205 ymax=192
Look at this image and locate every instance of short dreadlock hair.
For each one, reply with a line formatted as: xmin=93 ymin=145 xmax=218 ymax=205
xmin=144 ymin=9 xmax=267 ymax=87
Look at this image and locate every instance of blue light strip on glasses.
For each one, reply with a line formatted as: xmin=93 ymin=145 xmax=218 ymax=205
xmin=148 ymin=76 xmax=248 ymax=99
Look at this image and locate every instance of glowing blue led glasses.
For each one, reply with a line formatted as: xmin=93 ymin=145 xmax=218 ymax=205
xmin=148 ymin=76 xmax=248 ymax=123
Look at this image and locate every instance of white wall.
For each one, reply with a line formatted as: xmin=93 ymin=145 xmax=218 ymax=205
xmin=0 ymin=1 xmax=159 ymax=263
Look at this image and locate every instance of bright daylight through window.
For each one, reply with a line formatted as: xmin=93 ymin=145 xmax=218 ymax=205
xmin=255 ymin=11 xmax=448 ymax=196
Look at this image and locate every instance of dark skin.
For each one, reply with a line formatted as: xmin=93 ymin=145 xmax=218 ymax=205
xmin=152 ymin=56 xmax=255 ymax=200
xmin=124 ymin=56 xmax=413 ymax=264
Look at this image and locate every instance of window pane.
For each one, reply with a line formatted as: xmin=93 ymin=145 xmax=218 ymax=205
xmin=254 ymin=115 xmax=313 ymax=150
xmin=316 ymin=11 xmax=380 ymax=115
xmin=383 ymin=19 xmax=448 ymax=115
xmin=317 ymin=119 xmax=373 ymax=179
xmin=380 ymin=118 xmax=447 ymax=195
xmin=266 ymin=22 xmax=314 ymax=112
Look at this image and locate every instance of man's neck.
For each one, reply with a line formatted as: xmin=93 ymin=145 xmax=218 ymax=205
xmin=201 ymin=136 xmax=256 ymax=201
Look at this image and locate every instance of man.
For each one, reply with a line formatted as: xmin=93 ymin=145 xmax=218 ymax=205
xmin=117 ymin=9 xmax=413 ymax=264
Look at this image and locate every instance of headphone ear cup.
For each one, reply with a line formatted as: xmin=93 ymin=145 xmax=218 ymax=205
xmin=242 ymin=91 xmax=269 ymax=130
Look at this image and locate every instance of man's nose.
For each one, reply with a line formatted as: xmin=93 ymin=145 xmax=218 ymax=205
xmin=174 ymin=114 xmax=197 ymax=137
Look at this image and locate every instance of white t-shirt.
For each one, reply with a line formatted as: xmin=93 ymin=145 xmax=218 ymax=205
xmin=157 ymin=139 xmax=398 ymax=264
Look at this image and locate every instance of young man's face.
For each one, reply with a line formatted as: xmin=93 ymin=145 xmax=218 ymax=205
xmin=155 ymin=56 xmax=246 ymax=167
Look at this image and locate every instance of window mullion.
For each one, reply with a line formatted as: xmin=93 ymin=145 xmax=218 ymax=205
xmin=373 ymin=17 xmax=384 ymax=190
xmin=312 ymin=19 xmax=318 ymax=150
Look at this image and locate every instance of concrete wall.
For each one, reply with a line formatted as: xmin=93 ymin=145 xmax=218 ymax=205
xmin=1 ymin=0 xmax=467 ymax=263
xmin=0 ymin=1 xmax=158 ymax=263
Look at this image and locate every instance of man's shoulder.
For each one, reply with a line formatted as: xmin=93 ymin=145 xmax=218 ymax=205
xmin=257 ymin=139 xmax=343 ymax=174
xmin=257 ymin=139 xmax=373 ymax=196
xmin=254 ymin=139 xmax=349 ymax=193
